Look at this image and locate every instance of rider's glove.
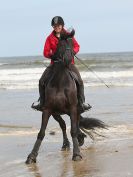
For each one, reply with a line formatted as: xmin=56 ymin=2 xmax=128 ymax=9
xmin=50 ymin=54 xmax=57 ymax=61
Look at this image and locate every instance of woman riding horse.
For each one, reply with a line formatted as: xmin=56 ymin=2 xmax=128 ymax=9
xmin=32 ymin=16 xmax=91 ymax=113
xmin=26 ymin=17 xmax=107 ymax=163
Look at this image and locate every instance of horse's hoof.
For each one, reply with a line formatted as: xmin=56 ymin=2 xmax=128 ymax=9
xmin=72 ymin=154 xmax=82 ymax=161
xmin=61 ymin=146 xmax=70 ymax=151
xmin=61 ymin=141 xmax=70 ymax=151
xmin=25 ymin=155 xmax=36 ymax=164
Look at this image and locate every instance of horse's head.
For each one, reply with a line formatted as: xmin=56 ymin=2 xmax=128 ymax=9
xmin=54 ymin=29 xmax=75 ymax=67
xmin=60 ymin=29 xmax=75 ymax=40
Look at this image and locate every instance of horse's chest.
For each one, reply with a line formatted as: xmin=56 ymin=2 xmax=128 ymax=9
xmin=47 ymin=92 xmax=67 ymax=110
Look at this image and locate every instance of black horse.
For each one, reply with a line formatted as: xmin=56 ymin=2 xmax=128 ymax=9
xmin=26 ymin=34 xmax=107 ymax=164
xmin=26 ymin=61 xmax=107 ymax=163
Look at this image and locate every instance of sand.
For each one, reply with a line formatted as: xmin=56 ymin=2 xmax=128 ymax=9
xmin=0 ymin=87 xmax=133 ymax=177
xmin=0 ymin=132 xmax=133 ymax=177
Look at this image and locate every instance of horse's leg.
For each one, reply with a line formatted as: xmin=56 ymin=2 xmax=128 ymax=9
xmin=53 ymin=114 xmax=70 ymax=150
xmin=70 ymin=107 xmax=82 ymax=161
xmin=25 ymin=110 xmax=50 ymax=164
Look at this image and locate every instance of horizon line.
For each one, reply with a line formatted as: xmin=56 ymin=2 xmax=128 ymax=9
xmin=0 ymin=50 xmax=133 ymax=58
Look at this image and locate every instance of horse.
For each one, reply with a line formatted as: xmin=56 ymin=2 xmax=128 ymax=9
xmin=26 ymin=35 xmax=107 ymax=164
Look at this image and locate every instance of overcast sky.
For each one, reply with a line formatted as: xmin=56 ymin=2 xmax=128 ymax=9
xmin=0 ymin=0 xmax=133 ymax=57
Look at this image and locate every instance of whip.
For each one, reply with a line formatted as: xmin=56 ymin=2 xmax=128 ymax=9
xmin=75 ymin=55 xmax=110 ymax=88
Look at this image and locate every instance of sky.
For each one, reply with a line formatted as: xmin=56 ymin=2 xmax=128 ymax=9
xmin=0 ymin=0 xmax=133 ymax=57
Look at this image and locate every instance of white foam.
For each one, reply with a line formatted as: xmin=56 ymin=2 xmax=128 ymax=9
xmin=84 ymin=82 xmax=133 ymax=87
xmin=0 ymin=68 xmax=44 ymax=80
xmin=0 ymin=130 xmax=38 ymax=136
xmin=0 ymin=67 xmax=133 ymax=89
xmin=80 ymin=70 xmax=133 ymax=79
xmin=0 ymin=63 xmax=8 ymax=66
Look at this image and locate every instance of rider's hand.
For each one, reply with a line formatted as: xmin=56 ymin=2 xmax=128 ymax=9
xmin=50 ymin=54 xmax=57 ymax=61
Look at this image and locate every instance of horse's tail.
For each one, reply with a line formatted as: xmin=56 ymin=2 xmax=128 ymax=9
xmin=79 ymin=115 xmax=107 ymax=130
xmin=79 ymin=115 xmax=108 ymax=140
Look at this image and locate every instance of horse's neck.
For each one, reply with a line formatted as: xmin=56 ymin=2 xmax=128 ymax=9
xmin=50 ymin=63 xmax=70 ymax=88
xmin=53 ymin=63 xmax=66 ymax=81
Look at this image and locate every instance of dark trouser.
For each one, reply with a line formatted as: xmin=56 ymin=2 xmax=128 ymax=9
xmin=38 ymin=64 xmax=85 ymax=106
xmin=39 ymin=65 xmax=53 ymax=105
xmin=69 ymin=64 xmax=85 ymax=104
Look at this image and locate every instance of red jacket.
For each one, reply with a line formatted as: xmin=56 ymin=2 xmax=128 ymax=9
xmin=43 ymin=30 xmax=80 ymax=64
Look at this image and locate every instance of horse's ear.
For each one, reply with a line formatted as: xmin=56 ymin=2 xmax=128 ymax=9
xmin=68 ymin=29 xmax=75 ymax=38
xmin=60 ymin=29 xmax=75 ymax=40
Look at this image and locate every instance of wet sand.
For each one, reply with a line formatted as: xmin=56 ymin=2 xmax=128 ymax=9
xmin=0 ymin=87 xmax=133 ymax=177
xmin=0 ymin=132 xmax=133 ymax=177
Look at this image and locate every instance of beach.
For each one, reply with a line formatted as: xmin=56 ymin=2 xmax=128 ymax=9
xmin=0 ymin=52 xmax=133 ymax=176
xmin=0 ymin=87 xmax=133 ymax=177
xmin=1 ymin=0 xmax=133 ymax=175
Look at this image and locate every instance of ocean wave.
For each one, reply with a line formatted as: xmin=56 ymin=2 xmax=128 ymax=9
xmin=1 ymin=68 xmax=133 ymax=77
xmin=84 ymin=82 xmax=133 ymax=87
xmin=0 ymin=67 xmax=133 ymax=89
xmin=1 ymin=82 xmax=133 ymax=90
xmin=0 ymin=63 xmax=8 ymax=66
xmin=81 ymin=70 xmax=133 ymax=79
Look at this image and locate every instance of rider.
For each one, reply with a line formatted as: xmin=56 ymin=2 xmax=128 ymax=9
xmin=32 ymin=16 xmax=91 ymax=112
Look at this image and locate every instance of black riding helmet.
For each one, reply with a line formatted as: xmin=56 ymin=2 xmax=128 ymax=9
xmin=51 ymin=16 xmax=64 ymax=27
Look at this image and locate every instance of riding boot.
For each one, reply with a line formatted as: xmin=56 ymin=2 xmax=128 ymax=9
xmin=77 ymin=84 xmax=92 ymax=113
xmin=31 ymin=82 xmax=45 ymax=112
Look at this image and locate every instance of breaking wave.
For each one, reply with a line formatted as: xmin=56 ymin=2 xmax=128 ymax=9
xmin=0 ymin=52 xmax=133 ymax=89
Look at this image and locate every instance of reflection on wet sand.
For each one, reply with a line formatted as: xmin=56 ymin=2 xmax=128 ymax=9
xmin=27 ymin=163 xmax=42 ymax=177
xmin=25 ymin=135 xmax=133 ymax=177
xmin=78 ymin=148 xmax=101 ymax=177
xmin=26 ymin=145 xmax=100 ymax=177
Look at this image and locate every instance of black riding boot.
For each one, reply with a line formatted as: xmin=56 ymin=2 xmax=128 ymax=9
xmin=31 ymin=82 xmax=45 ymax=112
xmin=77 ymin=84 xmax=92 ymax=113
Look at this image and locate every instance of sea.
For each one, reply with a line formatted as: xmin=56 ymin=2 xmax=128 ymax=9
xmin=0 ymin=51 xmax=133 ymax=90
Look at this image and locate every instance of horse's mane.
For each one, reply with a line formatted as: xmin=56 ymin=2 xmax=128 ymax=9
xmin=54 ymin=32 xmax=74 ymax=68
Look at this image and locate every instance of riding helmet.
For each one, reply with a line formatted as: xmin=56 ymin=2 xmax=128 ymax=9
xmin=51 ymin=16 xmax=64 ymax=26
